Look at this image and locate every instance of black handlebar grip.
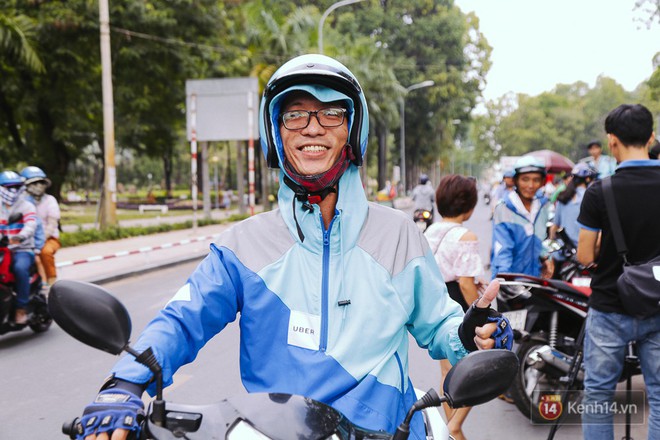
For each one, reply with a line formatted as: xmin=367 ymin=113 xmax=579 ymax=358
xmin=62 ymin=417 xmax=80 ymax=439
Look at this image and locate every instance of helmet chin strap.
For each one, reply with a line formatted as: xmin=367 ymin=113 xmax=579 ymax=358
xmin=283 ymin=175 xmax=336 ymax=211
xmin=282 ymin=144 xmax=354 ymax=242
xmin=282 ymin=143 xmax=354 ymax=208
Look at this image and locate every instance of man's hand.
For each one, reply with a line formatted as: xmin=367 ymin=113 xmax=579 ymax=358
xmin=458 ymin=279 xmax=513 ymax=351
xmin=541 ymin=258 xmax=554 ymax=279
xmin=85 ymin=429 xmax=129 ymax=440
xmin=9 ymin=236 xmax=22 ymax=245
xmin=76 ymin=389 xmax=143 ymax=440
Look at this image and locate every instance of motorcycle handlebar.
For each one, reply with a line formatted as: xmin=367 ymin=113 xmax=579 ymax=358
xmin=62 ymin=417 xmax=79 ymax=439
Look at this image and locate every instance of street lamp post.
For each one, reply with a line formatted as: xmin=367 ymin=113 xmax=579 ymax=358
xmin=318 ymin=0 xmax=366 ymax=54
xmin=399 ymin=80 xmax=434 ymax=194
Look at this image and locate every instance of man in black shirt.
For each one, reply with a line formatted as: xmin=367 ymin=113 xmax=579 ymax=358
xmin=577 ymin=103 xmax=659 ymax=440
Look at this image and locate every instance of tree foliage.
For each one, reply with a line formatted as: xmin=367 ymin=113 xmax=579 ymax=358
xmin=484 ymin=76 xmax=659 ymax=164
xmin=2 ymin=0 xmax=490 ymax=198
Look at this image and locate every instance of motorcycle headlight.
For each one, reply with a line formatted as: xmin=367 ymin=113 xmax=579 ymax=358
xmin=422 ymin=211 xmax=431 ymax=219
xmin=227 ymin=420 xmax=271 ymax=440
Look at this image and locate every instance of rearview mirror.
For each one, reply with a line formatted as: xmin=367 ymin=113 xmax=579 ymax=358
xmin=48 ymin=280 xmax=132 ymax=355
xmin=443 ymin=350 xmax=518 ymax=408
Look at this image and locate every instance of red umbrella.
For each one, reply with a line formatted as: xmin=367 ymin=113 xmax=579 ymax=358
xmin=523 ymin=150 xmax=575 ymax=174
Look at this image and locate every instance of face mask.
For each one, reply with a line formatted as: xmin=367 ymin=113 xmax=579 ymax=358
xmin=0 ymin=186 xmax=21 ymax=206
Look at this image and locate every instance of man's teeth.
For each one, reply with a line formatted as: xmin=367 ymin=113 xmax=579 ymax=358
xmin=301 ymin=146 xmax=327 ymax=152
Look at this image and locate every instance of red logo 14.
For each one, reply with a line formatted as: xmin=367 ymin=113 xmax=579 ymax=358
xmin=538 ymin=394 xmax=563 ymax=421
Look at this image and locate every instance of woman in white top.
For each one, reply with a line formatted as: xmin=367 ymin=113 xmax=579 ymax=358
xmin=425 ymin=174 xmax=484 ymax=440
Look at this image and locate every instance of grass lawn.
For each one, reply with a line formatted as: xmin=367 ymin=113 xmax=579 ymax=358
xmin=61 ymin=204 xmax=221 ymax=226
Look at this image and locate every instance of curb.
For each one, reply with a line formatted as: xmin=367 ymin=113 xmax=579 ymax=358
xmin=56 ymin=234 xmax=221 ymax=268
xmin=90 ymin=253 xmax=207 ymax=285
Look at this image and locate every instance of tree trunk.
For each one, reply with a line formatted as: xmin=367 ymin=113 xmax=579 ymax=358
xmin=162 ymin=150 xmax=173 ymax=198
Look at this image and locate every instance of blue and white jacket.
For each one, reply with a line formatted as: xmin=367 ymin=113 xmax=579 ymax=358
xmin=111 ymin=166 xmax=467 ymax=438
xmin=491 ymin=191 xmax=551 ymax=278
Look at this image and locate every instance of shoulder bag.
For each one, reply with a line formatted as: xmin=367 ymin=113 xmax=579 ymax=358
xmin=602 ymin=177 xmax=660 ymax=319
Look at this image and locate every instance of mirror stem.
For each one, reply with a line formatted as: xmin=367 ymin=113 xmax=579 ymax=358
xmin=126 ymin=346 xmax=166 ymax=426
xmin=392 ymin=389 xmax=445 ymax=440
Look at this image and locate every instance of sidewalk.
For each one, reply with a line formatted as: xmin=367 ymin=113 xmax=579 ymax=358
xmin=57 ymin=206 xmax=255 ymax=284
xmin=57 ymin=222 xmax=234 ymax=284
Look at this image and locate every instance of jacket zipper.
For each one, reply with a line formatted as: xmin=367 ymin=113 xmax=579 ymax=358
xmin=320 ymin=212 xmax=337 ymax=352
xmin=394 ymin=352 xmax=405 ymax=395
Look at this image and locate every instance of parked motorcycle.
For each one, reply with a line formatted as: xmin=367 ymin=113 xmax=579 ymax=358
xmin=496 ymin=271 xmax=589 ymax=423
xmin=413 ymin=209 xmax=433 ymax=232
xmin=0 ymin=235 xmax=51 ymax=336
xmin=496 ymin=268 xmax=641 ymax=428
xmin=544 ymin=228 xmax=591 ymax=286
xmin=49 ymin=279 xmax=518 ymax=440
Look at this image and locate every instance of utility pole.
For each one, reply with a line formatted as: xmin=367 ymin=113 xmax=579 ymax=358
xmin=99 ymin=0 xmax=117 ymax=228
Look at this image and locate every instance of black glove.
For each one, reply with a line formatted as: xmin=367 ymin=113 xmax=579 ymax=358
xmin=458 ymin=301 xmax=513 ymax=352
xmin=76 ymin=389 xmax=144 ymax=439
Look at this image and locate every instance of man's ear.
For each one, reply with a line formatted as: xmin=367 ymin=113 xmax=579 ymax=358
xmin=607 ymin=133 xmax=622 ymax=160
xmin=646 ymin=132 xmax=656 ymax=147
xmin=607 ymin=133 xmax=620 ymax=149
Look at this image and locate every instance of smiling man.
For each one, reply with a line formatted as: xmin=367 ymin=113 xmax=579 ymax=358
xmin=491 ymin=156 xmax=553 ymax=278
xmin=73 ymin=54 xmax=512 ymax=440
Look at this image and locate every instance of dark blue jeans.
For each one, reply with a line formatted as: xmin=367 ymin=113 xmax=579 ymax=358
xmin=582 ymin=308 xmax=660 ymax=439
xmin=12 ymin=251 xmax=34 ymax=309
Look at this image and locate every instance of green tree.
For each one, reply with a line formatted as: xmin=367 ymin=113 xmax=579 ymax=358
xmin=0 ymin=0 xmax=229 ymax=199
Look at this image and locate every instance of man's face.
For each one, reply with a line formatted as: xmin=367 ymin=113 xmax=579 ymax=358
xmin=280 ymin=93 xmax=349 ymax=176
xmin=503 ymin=176 xmax=514 ymax=188
xmin=588 ymin=144 xmax=602 ymax=159
xmin=515 ymin=173 xmax=544 ymax=201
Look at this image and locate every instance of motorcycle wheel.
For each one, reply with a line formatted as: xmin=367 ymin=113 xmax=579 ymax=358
xmin=508 ymin=339 xmax=577 ymax=424
xmin=29 ymin=301 xmax=52 ymax=333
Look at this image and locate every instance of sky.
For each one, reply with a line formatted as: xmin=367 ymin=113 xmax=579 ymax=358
xmin=454 ymin=0 xmax=660 ymax=103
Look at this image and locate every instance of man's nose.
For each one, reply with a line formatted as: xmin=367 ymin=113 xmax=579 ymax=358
xmin=302 ymin=113 xmax=326 ymax=134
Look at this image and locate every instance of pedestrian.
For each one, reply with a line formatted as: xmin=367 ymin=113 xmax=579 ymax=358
xmin=425 ymin=174 xmax=485 ymax=440
xmin=579 ymin=139 xmax=617 ymax=179
xmin=20 ymin=166 xmax=61 ymax=286
xmin=648 ymin=138 xmax=660 ymax=159
xmin=71 ymin=54 xmax=512 ymax=440
xmin=576 ymin=103 xmax=659 ymax=440
xmin=491 ymin=156 xmax=553 ymax=279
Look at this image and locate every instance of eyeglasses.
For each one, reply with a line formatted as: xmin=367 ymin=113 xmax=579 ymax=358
xmin=280 ymin=107 xmax=347 ymax=130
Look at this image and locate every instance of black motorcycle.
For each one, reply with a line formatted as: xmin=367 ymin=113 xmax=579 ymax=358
xmin=496 ymin=272 xmax=590 ymax=424
xmin=49 ymin=279 xmax=518 ymax=440
xmin=544 ymin=228 xmax=591 ymax=286
xmin=413 ymin=209 xmax=433 ymax=232
xmin=0 ymin=235 xmax=51 ymax=336
xmin=496 ymin=240 xmax=641 ymax=434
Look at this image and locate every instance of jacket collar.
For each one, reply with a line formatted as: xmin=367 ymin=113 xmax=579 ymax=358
xmin=278 ymin=165 xmax=368 ymax=252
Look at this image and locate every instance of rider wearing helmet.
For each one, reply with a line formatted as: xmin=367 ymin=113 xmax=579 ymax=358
xmin=550 ymin=163 xmax=598 ymax=245
xmin=411 ymin=173 xmax=435 ymax=214
xmin=75 ymin=54 xmax=510 ymax=440
xmin=491 ymin=156 xmax=553 ymax=278
xmin=491 ymin=168 xmax=516 ymax=211
xmin=20 ymin=166 xmax=61 ymax=287
xmin=0 ymin=171 xmax=38 ymax=325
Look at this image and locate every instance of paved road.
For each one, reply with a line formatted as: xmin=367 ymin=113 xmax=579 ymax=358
xmin=0 ymin=196 xmax=650 ymax=439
